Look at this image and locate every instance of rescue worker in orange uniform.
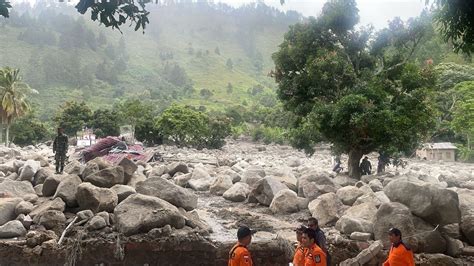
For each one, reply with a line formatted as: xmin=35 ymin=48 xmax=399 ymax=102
xmin=228 ymin=226 xmax=254 ymax=266
xmin=301 ymin=228 xmax=327 ymax=266
xmin=293 ymin=225 xmax=308 ymax=266
xmin=383 ymin=228 xmax=415 ymax=266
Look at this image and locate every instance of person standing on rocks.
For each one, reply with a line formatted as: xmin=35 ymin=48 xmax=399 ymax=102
xmin=301 ymin=228 xmax=327 ymax=266
xmin=228 ymin=226 xmax=254 ymax=266
xmin=53 ymin=127 xmax=68 ymax=174
xmin=308 ymin=218 xmax=330 ymax=266
xmin=360 ymin=156 xmax=372 ymax=175
xmin=293 ymin=225 xmax=308 ymax=266
xmin=383 ymin=228 xmax=415 ymax=266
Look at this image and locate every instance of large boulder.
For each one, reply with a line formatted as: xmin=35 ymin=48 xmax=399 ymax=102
xmin=457 ymin=188 xmax=474 ymax=245
xmin=53 ymin=175 xmax=82 ymax=207
xmin=308 ymin=192 xmax=345 ymax=226
xmin=223 ymin=182 xmax=250 ymax=202
xmin=33 ymin=168 xmax=54 ymax=186
xmin=241 ymin=165 xmax=265 ymax=186
xmin=0 ymin=220 xmax=27 ymax=238
xmin=37 ymin=210 xmax=66 ymax=230
xmin=269 ymin=189 xmax=299 ymax=214
xmin=384 ymin=178 xmax=461 ymax=225
xmin=127 ymin=173 xmax=146 ymax=188
xmin=0 ymin=180 xmax=36 ymax=200
xmin=76 ymin=183 xmax=118 ymax=213
xmin=81 ymin=162 xmax=100 ymax=180
xmin=118 ymin=157 xmax=137 ymax=183
xmin=0 ymin=197 xmax=22 ymax=226
xmin=188 ymin=177 xmax=215 ymax=191
xmin=19 ymin=160 xmax=41 ymax=182
xmin=373 ymin=202 xmax=416 ymax=244
xmin=84 ymin=166 xmax=125 ymax=188
xmin=15 ymin=201 xmax=34 ymax=216
xmin=210 ymin=175 xmax=233 ymax=195
xmin=297 ymin=172 xmax=335 ymax=197
xmin=29 ymin=197 xmax=66 ymax=219
xmin=302 ymin=183 xmax=337 ymax=201
xmin=110 ymin=184 xmax=136 ymax=202
xmin=412 ymin=216 xmax=446 ymax=254
xmin=64 ymin=160 xmax=82 ymax=175
xmin=174 ymin=173 xmax=192 ymax=187
xmin=248 ymin=177 xmax=287 ymax=206
xmin=353 ymin=192 xmax=383 ymax=207
xmin=267 ymin=167 xmax=298 ymax=191
xmin=114 ymin=194 xmax=185 ymax=236
xmin=167 ymin=162 xmax=189 ymax=176
xmin=335 ymin=202 xmax=377 ymax=234
xmin=42 ymin=175 xmax=63 ymax=197
xmin=136 ymin=177 xmax=198 ymax=211
xmin=336 ymin=186 xmax=364 ymax=206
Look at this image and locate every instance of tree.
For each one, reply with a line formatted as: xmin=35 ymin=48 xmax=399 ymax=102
xmin=54 ymin=101 xmax=92 ymax=137
xmin=89 ymin=109 xmax=120 ymax=138
xmin=200 ymin=88 xmax=213 ymax=99
xmin=272 ymin=0 xmax=435 ymax=179
xmin=226 ymin=58 xmax=233 ymax=70
xmin=10 ymin=113 xmax=49 ymax=146
xmin=451 ymin=81 xmax=474 ymax=153
xmin=113 ymin=99 xmax=154 ymax=137
xmin=0 ymin=67 xmax=36 ymax=146
xmin=226 ymin=82 xmax=233 ymax=94
xmin=432 ymin=0 xmax=474 ymax=54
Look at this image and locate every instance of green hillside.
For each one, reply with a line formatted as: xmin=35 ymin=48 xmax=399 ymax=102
xmin=0 ymin=2 xmax=300 ymax=120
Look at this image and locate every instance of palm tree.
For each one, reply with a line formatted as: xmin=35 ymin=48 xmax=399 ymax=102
xmin=0 ymin=67 xmax=37 ymax=146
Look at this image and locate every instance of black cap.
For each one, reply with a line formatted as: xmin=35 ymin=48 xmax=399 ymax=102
xmin=237 ymin=226 xmax=255 ymax=240
xmin=388 ymin=228 xmax=402 ymax=236
xmin=294 ymin=225 xmax=307 ymax=232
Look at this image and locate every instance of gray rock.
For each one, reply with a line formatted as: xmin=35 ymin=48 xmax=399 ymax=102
xmin=353 ymin=192 xmax=383 ymax=207
xmin=267 ymin=167 xmax=298 ymax=191
xmin=336 ymin=202 xmax=377 ymax=234
xmin=384 ymin=178 xmax=461 ymax=225
xmin=25 ymin=230 xmax=57 ymax=248
xmin=19 ymin=160 xmax=41 ymax=182
xmin=0 ymin=220 xmax=26 ymax=238
xmin=191 ymin=166 xmax=211 ymax=180
xmin=167 ymin=162 xmax=188 ymax=176
xmin=34 ymin=184 xmax=43 ymax=197
xmin=77 ymin=210 xmax=94 ymax=222
xmin=118 ymin=157 xmax=137 ymax=184
xmin=53 ymin=175 xmax=82 ymax=207
xmin=241 ymin=165 xmax=265 ymax=186
xmin=368 ymin=179 xmax=383 ymax=192
xmin=110 ymin=184 xmax=136 ymax=202
xmin=37 ymin=210 xmax=66 ymax=230
xmin=64 ymin=160 xmax=82 ymax=175
xmin=136 ymin=177 xmax=198 ymax=211
xmin=223 ymin=182 xmax=250 ymax=202
xmin=441 ymin=223 xmax=461 ymax=239
xmin=96 ymin=211 xmax=110 ymax=225
xmin=33 ymin=168 xmax=54 ymax=186
xmin=0 ymin=180 xmax=36 ymax=200
xmin=84 ymin=166 xmax=125 ymax=188
xmin=249 ymin=176 xmax=287 ymax=206
xmin=174 ymin=173 xmax=192 ymax=187
xmin=336 ymin=186 xmax=364 ymax=206
xmin=350 ymin=232 xmax=372 ymax=241
xmin=0 ymin=197 xmax=23 ymax=226
xmin=81 ymin=162 xmax=99 ymax=180
xmin=222 ymin=169 xmax=241 ymax=183
xmin=86 ymin=216 xmax=107 ymax=231
xmin=297 ymin=172 xmax=335 ymax=197
xmin=16 ymin=214 xmax=32 ymax=229
xmin=287 ymin=156 xmax=301 ymax=167
xmin=76 ymin=182 xmax=118 ymax=213
xmin=457 ymin=188 xmax=474 ymax=245
xmin=29 ymin=197 xmax=65 ymax=219
xmin=302 ymin=183 xmax=337 ymax=201
xmin=373 ymin=202 xmax=416 ymax=244
xmin=332 ymin=175 xmax=358 ymax=187
xmin=269 ymin=189 xmax=299 ymax=214
xmin=308 ymin=192 xmax=345 ymax=226
xmin=412 ymin=215 xmax=446 ymax=253
xmin=446 ymin=237 xmax=463 ymax=257
xmin=15 ymin=201 xmax=34 ymax=216
xmin=148 ymin=165 xmax=169 ymax=178
xmin=127 ymin=173 xmax=146 ymax=188
xmin=114 ymin=194 xmax=185 ymax=236
xmin=210 ymin=175 xmax=233 ymax=195
xmin=416 ymin=253 xmax=462 ymax=266
xmin=42 ymin=175 xmax=63 ymax=197
xmin=188 ymin=177 xmax=215 ymax=191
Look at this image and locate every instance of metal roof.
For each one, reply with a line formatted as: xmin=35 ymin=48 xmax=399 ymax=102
xmin=423 ymin=142 xmax=458 ymax=150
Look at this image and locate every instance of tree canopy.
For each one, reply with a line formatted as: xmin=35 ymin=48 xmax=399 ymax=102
xmin=272 ymin=0 xmax=435 ymax=178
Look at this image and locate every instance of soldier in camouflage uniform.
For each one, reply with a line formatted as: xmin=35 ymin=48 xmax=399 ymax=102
xmin=53 ymin=127 xmax=69 ymax=174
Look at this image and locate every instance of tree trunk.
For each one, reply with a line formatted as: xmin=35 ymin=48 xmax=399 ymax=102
xmin=5 ymin=125 xmax=9 ymax=147
xmin=348 ymin=149 xmax=363 ymax=179
xmin=0 ymin=124 xmax=3 ymax=146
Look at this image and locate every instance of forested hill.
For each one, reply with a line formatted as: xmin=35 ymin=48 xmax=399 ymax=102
xmin=0 ymin=1 xmax=302 ymax=120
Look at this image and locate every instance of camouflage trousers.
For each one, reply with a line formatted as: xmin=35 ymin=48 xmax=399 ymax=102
xmin=55 ymin=152 xmax=66 ymax=172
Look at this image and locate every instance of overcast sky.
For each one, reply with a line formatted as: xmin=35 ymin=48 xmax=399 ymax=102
xmin=216 ymin=0 xmax=426 ymax=29
xmin=13 ymin=0 xmax=427 ymax=29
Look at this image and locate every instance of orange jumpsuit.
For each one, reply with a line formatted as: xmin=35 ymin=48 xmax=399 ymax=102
xmin=383 ymin=242 xmax=415 ymax=266
xmin=228 ymin=243 xmax=253 ymax=266
xmin=304 ymin=244 xmax=327 ymax=266
xmin=293 ymin=243 xmax=308 ymax=266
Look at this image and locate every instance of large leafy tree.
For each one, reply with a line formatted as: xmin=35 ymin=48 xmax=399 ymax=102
xmin=272 ymin=0 xmax=435 ymax=179
xmin=89 ymin=108 xmax=121 ymax=138
xmin=54 ymin=101 xmax=92 ymax=137
xmin=451 ymin=81 xmax=474 ymax=153
xmin=113 ymin=98 xmax=154 ymax=137
xmin=0 ymin=67 xmax=36 ymax=146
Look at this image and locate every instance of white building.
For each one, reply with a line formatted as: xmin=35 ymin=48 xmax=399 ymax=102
xmin=416 ymin=142 xmax=457 ymax=162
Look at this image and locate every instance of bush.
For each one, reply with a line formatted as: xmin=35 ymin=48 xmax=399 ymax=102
xmin=456 ymin=144 xmax=474 ymax=162
xmin=251 ymin=126 xmax=287 ymax=145
xmin=11 ymin=114 xmax=51 ymax=146
xmin=154 ymin=104 xmax=231 ymax=149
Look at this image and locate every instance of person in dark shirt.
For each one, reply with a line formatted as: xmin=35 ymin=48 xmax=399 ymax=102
xmin=307 ymin=218 xmax=330 ymax=266
xmin=53 ymin=127 xmax=69 ymax=174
